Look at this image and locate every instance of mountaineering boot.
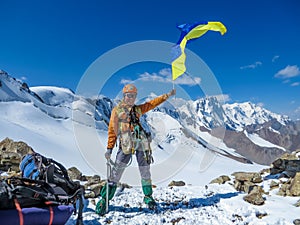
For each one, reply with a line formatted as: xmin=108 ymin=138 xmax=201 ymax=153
xmin=95 ymin=198 xmax=106 ymax=216
xmin=95 ymin=182 xmax=117 ymax=216
xmin=144 ymin=195 xmax=157 ymax=210
xmin=142 ymin=179 xmax=157 ymax=210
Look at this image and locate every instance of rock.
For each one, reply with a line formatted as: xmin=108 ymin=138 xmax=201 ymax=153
xmin=120 ymin=182 xmax=132 ymax=189
xmin=294 ymin=199 xmax=300 ymax=207
xmin=289 ymin=172 xmax=300 ymax=196
xmin=278 ymin=172 xmax=300 ymax=196
xmin=210 ymin=175 xmax=231 ymax=184
xmin=85 ymin=175 xmax=101 ymax=186
xmin=0 ymin=137 xmax=35 ymax=156
xmin=0 ymin=138 xmax=35 ymax=172
xmin=67 ymin=166 xmax=83 ymax=180
xmin=168 ymin=180 xmax=186 ymax=187
xmin=256 ymin=211 xmax=268 ymax=219
xmin=270 ymin=152 xmax=300 ymax=178
xmin=243 ymin=192 xmax=265 ymax=205
xmin=270 ymin=180 xmax=279 ymax=190
xmin=84 ymin=183 xmax=103 ymax=198
xmin=278 ymin=183 xmax=289 ymax=196
xmin=243 ymin=186 xmax=265 ymax=205
xmin=294 ymin=219 xmax=300 ymax=225
xmin=235 ymin=180 xmax=256 ymax=193
xmin=232 ymin=172 xmax=262 ymax=183
xmin=232 ymin=172 xmax=263 ymax=194
xmin=260 ymin=168 xmax=270 ymax=175
xmin=279 ymin=152 xmax=300 ymax=160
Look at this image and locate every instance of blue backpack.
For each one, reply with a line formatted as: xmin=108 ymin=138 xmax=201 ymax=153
xmin=19 ymin=153 xmax=43 ymax=179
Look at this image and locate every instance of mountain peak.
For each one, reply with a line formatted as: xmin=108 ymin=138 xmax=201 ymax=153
xmin=0 ymin=69 xmax=8 ymax=75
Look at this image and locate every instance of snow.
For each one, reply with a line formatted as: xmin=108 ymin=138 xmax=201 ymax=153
xmin=30 ymin=86 xmax=75 ymax=106
xmin=66 ymin=183 xmax=299 ymax=225
xmin=244 ymin=130 xmax=286 ymax=151
xmin=0 ymin=81 xmax=299 ymax=224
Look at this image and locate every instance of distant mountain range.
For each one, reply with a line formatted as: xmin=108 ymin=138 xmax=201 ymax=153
xmin=1 ymin=69 xmax=299 ymax=165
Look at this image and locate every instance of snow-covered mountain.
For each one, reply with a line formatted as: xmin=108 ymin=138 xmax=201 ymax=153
xmin=163 ymin=97 xmax=300 ymax=165
xmin=1 ymin=70 xmax=300 ymax=224
xmin=0 ymin=70 xmax=261 ymax=182
xmin=1 ymin=70 xmax=299 ymax=167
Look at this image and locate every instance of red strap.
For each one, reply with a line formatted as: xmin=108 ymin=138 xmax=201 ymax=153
xmin=14 ymin=199 xmax=24 ymax=225
xmin=48 ymin=206 xmax=54 ymax=225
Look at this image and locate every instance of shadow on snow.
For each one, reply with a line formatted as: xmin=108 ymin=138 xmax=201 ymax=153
xmin=110 ymin=192 xmax=239 ymax=215
xmin=67 ymin=192 xmax=239 ymax=224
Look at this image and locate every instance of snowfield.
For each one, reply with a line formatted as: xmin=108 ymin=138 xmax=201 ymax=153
xmin=67 ymin=182 xmax=299 ymax=225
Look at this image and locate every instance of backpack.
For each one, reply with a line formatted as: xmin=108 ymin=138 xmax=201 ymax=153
xmin=20 ymin=152 xmax=81 ymax=196
xmin=13 ymin=152 xmax=84 ymax=225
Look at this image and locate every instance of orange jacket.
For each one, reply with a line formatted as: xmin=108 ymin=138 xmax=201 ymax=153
xmin=107 ymin=93 xmax=170 ymax=149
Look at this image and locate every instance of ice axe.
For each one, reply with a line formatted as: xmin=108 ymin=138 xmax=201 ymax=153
xmin=105 ymin=159 xmax=112 ymax=213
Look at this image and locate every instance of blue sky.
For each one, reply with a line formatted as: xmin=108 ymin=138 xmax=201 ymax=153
xmin=1 ymin=0 xmax=300 ymax=119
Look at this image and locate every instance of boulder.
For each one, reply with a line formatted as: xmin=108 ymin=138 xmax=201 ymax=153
xmin=168 ymin=180 xmax=186 ymax=187
xmin=67 ymin=167 xmax=83 ymax=181
xmin=294 ymin=219 xmax=300 ymax=225
xmin=232 ymin=172 xmax=263 ymax=194
xmin=269 ymin=180 xmax=279 ymax=190
xmin=210 ymin=175 xmax=231 ymax=184
xmin=278 ymin=173 xmax=300 ymax=197
xmin=0 ymin=137 xmax=35 ymax=156
xmin=84 ymin=183 xmax=104 ymax=198
xmin=243 ymin=185 xmax=265 ymax=205
xmin=0 ymin=138 xmax=34 ymax=172
xmin=289 ymin=172 xmax=300 ymax=196
xmin=270 ymin=151 xmax=300 ymax=178
xmin=232 ymin=172 xmax=262 ymax=183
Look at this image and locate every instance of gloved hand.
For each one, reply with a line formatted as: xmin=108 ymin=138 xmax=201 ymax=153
xmin=167 ymin=89 xmax=176 ymax=97
xmin=105 ymin=148 xmax=112 ymax=160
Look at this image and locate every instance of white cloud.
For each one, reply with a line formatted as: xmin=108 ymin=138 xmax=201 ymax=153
xmin=139 ymin=72 xmax=168 ymax=83
xmin=274 ymin=65 xmax=300 ymax=79
xmin=173 ymin=74 xmax=201 ymax=86
xmin=283 ymin=79 xmax=290 ymax=84
xmin=158 ymin=68 xmax=171 ymax=77
xmin=272 ymin=55 xmax=280 ymax=62
xmin=240 ymin=61 xmax=262 ymax=69
xmin=291 ymin=82 xmax=300 ymax=87
xmin=290 ymin=106 xmax=300 ymax=120
xmin=295 ymin=106 xmax=300 ymax=114
xmin=16 ymin=76 xmax=28 ymax=83
xmin=120 ymin=79 xmax=133 ymax=84
xmin=210 ymin=94 xmax=231 ymax=102
xmin=120 ymin=68 xmax=201 ymax=86
xmin=257 ymin=102 xmax=264 ymax=108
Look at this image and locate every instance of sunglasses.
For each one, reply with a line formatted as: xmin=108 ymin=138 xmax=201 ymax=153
xmin=124 ymin=93 xmax=137 ymax=98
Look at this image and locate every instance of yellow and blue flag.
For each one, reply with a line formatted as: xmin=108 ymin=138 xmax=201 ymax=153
xmin=171 ymin=21 xmax=227 ymax=80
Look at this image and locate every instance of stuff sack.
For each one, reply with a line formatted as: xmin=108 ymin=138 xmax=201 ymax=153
xmin=0 ymin=204 xmax=74 ymax=225
xmin=0 ymin=178 xmax=75 ymax=225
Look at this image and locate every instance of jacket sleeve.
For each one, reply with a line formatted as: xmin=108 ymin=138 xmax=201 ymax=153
xmin=107 ymin=107 xmax=118 ymax=149
xmin=139 ymin=94 xmax=169 ymax=114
